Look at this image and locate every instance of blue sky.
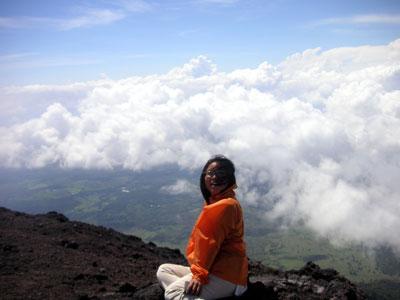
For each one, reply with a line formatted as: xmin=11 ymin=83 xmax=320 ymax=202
xmin=1 ymin=0 xmax=399 ymax=85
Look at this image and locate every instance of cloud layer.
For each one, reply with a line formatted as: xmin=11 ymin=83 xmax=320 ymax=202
xmin=1 ymin=40 xmax=400 ymax=250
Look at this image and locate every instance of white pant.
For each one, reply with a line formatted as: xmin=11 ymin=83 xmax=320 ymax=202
xmin=156 ymin=263 xmax=237 ymax=300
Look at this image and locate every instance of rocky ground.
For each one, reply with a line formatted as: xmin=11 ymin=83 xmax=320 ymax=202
xmin=0 ymin=207 xmax=365 ymax=299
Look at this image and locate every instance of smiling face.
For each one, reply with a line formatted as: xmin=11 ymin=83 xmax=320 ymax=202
xmin=204 ymin=162 xmax=229 ymax=197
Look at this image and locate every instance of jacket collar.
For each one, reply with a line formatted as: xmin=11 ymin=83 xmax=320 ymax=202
xmin=208 ymin=184 xmax=237 ymax=204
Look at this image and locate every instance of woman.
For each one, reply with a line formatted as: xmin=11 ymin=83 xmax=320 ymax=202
xmin=157 ymin=155 xmax=248 ymax=300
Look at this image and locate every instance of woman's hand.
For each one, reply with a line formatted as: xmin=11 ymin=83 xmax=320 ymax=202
xmin=185 ymin=278 xmax=203 ymax=296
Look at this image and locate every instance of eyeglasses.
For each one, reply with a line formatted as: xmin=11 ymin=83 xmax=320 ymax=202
xmin=205 ymin=169 xmax=228 ymax=178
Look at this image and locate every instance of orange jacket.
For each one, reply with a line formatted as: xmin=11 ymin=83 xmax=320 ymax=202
xmin=186 ymin=195 xmax=248 ymax=285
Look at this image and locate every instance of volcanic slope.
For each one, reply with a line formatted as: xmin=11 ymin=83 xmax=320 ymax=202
xmin=0 ymin=207 xmax=365 ymax=299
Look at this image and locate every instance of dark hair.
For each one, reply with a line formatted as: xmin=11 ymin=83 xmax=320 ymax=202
xmin=200 ymin=155 xmax=236 ymax=204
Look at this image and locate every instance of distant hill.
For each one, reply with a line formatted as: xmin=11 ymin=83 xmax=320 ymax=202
xmin=0 ymin=206 xmax=365 ymax=299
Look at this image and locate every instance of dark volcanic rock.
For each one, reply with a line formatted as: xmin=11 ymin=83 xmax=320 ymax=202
xmin=0 ymin=207 xmax=184 ymax=299
xmin=241 ymin=260 xmax=365 ymax=300
xmin=0 ymin=207 xmax=365 ymax=299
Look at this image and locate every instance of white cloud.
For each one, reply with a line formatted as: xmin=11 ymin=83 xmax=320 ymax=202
xmin=161 ymin=179 xmax=198 ymax=195
xmin=0 ymin=0 xmax=157 ymax=31
xmin=0 ymin=52 xmax=39 ymax=62
xmin=0 ymin=16 xmax=57 ymax=29
xmin=316 ymin=14 xmax=400 ymax=26
xmin=1 ymin=40 xmax=400 ymax=250
xmin=59 ymin=9 xmax=125 ymax=30
xmin=167 ymin=55 xmax=217 ymax=78
xmin=0 ymin=56 xmax=100 ymax=71
xmin=0 ymin=80 xmax=109 ymax=126
xmin=108 ymin=0 xmax=153 ymax=12
xmin=0 ymin=9 xmax=125 ymax=30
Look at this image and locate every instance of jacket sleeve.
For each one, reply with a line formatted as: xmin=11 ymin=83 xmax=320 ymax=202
xmin=189 ymin=201 xmax=236 ymax=284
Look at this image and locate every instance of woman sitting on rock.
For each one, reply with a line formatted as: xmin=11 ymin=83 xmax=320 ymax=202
xmin=157 ymin=155 xmax=248 ymax=299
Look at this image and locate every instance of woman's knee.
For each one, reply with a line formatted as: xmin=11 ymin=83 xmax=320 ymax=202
xmin=156 ymin=263 xmax=170 ymax=281
xmin=164 ymin=284 xmax=185 ymax=300
xmin=157 ymin=263 xmax=166 ymax=274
